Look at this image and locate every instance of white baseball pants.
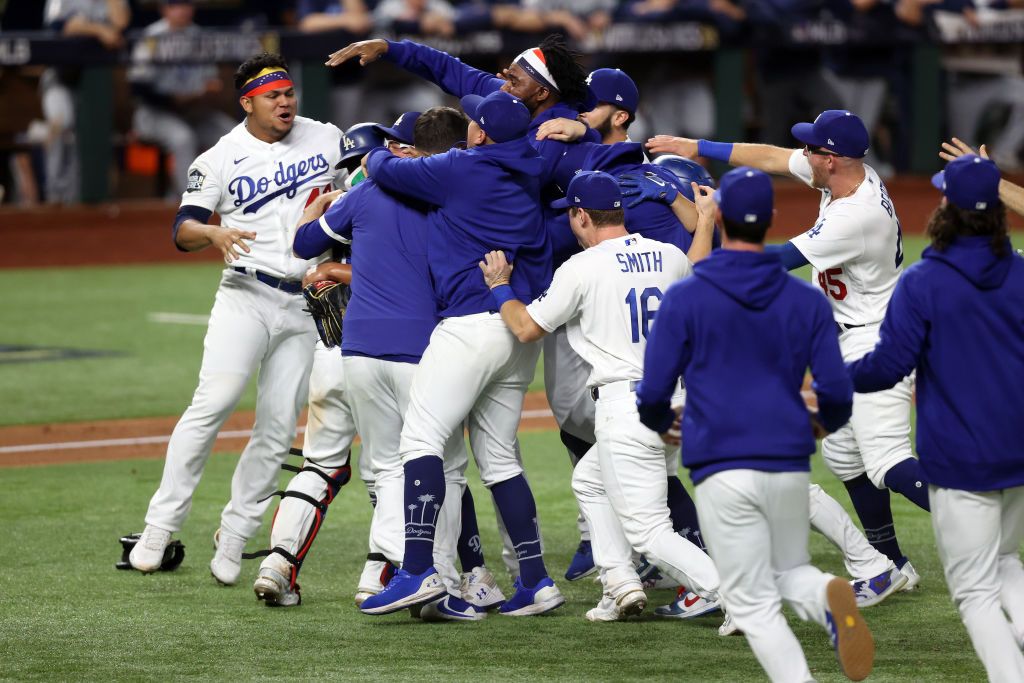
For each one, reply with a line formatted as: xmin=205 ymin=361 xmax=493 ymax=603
xmin=823 ymin=325 xmax=916 ymax=488
xmin=571 ymin=385 xmax=719 ymax=599
xmin=931 ymin=485 xmax=1024 ymax=682
xmin=696 ymin=469 xmax=833 ymax=683
xmin=144 ymin=270 xmax=316 ymax=540
xmin=345 ymin=354 xmax=468 ymax=592
xmin=809 ymin=483 xmax=892 ymax=580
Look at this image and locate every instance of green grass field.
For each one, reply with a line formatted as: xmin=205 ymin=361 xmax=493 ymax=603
xmin=1 ymin=233 xmax=1018 ymax=681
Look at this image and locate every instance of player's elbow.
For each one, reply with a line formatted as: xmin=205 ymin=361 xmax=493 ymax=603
xmin=515 ymin=325 xmax=545 ymax=344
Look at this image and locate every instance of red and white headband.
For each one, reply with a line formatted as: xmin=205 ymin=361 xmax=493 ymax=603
xmin=514 ymin=48 xmax=559 ymax=93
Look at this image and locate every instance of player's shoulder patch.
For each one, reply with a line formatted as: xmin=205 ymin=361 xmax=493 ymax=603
xmin=186 ymin=167 xmax=206 ymax=193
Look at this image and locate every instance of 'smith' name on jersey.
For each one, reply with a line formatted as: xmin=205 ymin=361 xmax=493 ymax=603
xmin=228 ymin=154 xmax=331 ymax=215
xmin=617 ymin=250 xmax=664 ymax=273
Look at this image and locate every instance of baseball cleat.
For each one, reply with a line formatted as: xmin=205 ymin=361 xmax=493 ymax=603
xmin=851 ymin=567 xmax=908 ymax=608
xmin=210 ymin=528 xmax=246 ymax=586
xmin=253 ymin=565 xmax=300 ymax=607
xmin=636 ymin=557 xmax=678 ymax=590
xmin=359 ymin=567 xmax=445 ymax=615
xmin=420 ymin=594 xmax=486 ymax=622
xmin=499 ymin=577 xmax=565 ymax=616
xmin=654 ymin=587 xmax=722 ymax=619
xmin=718 ymin=612 xmax=742 ymax=636
xmin=461 ymin=566 xmax=506 ymax=610
xmin=825 ymin=576 xmax=875 ymax=681
xmin=585 ymin=589 xmax=647 ymax=622
xmin=129 ymin=525 xmax=172 ymax=573
xmin=565 ymin=540 xmax=597 ymax=581
xmin=354 ymin=558 xmax=393 ymax=608
xmin=898 ymin=561 xmax=921 ymax=591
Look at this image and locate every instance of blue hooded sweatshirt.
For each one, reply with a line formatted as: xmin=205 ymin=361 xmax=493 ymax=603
xmin=366 ymin=139 xmax=551 ymax=318
xmin=848 ymin=236 xmax=1024 ymax=491
xmin=637 ymin=249 xmax=853 ymax=485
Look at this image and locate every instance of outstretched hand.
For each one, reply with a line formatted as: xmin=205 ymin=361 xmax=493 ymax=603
xmin=646 ymin=135 xmax=698 ymax=158
xmin=536 ymin=118 xmax=588 ymax=142
xmin=660 ymin=406 xmax=683 ymax=446
xmin=479 ymin=250 xmax=513 ymax=289
xmin=211 ymin=226 xmax=256 ymax=264
xmin=939 ymin=137 xmax=989 ymax=163
xmin=619 ymin=171 xmax=679 ymax=209
xmin=692 ymin=182 xmax=717 ymax=217
xmin=325 ymin=39 xmax=389 ymax=67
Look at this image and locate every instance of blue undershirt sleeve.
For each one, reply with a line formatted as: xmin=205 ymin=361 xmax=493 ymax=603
xmin=764 ymin=241 xmax=810 ymax=271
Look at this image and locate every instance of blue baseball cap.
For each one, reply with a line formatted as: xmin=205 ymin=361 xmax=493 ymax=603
xmin=714 ymin=167 xmax=773 ymax=226
xmin=460 ymin=91 xmax=531 ymax=144
xmin=585 ymin=68 xmax=639 ymax=115
xmin=931 ymin=154 xmax=1001 ymax=211
xmin=550 ymin=171 xmax=623 ymax=210
xmin=374 ymin=111 xmax=421 ymax=146
xmin=791 ymin=110 xmax=869 ymax=158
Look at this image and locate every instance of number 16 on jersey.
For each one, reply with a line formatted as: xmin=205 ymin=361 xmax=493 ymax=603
xmin=625 ymin=287 xmax=663 ymax=343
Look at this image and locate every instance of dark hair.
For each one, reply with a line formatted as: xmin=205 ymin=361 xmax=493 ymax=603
xmin=570 ymin=206 xmax=625 ymax=227
xmin=722 ymin=217 xmax=771 ymax=244
xmin=234 ymin=52 xmax=289 ymax=91
xmin=926 ymin=201 xmax=1008 ymax=257
xmin=414 ymin=107 xmax=469 ymax=155
xmin=539 ymin=34 xmax=589 ymax=108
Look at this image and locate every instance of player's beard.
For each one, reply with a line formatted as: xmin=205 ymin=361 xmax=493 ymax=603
xmin=591 ymin=115 xmax=614 ymax=141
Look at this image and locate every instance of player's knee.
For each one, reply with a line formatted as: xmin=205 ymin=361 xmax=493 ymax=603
xmin=190 ymin=373 xmax=248 ymax=415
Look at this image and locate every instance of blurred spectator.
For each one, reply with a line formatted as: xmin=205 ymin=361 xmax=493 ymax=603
xmin=930 ymin=0 xmax=1024 ymax=171
xmin=374 ymin=0 xmax=457 ymax=36
xmin=128 ymin=0 xmax=234 ymax=198
xmin=297 ymin=0 xmax=372 ymax=33
xmin=40 ymin=0 xmax=130 ymax=204
xmin=514 ymin=0 xmax=616 ymax=42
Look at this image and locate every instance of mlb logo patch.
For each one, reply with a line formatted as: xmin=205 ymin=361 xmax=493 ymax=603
xmin=186 ymin=168 xmax=206 ymax=193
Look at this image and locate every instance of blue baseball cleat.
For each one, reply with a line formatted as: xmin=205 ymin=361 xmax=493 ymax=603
xmin=825 ymin=577 xmax=875 ymax=681
xmin=851 ymin=567 xmax=908 ymax=608
xmin=420 ymin=594 xmax=486 ymax=622
xmin=565 ymin=540 xmax=597 ymax=581
xmin=499 ymin=577 xmax=565 ymax=616
xmin=359 ymin=567 xmax=446 ymax=615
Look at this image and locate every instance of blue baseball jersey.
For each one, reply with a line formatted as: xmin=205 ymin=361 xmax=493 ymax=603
xmin=293 ymin=180 xmax=438 ymax=361
xmin=637 ymin=249 xmax=853 ymax=485
xmin=366 ymin=139 xmax=551 ymax=318
xmin=848 ymin=236 xmax=1024 ymax=491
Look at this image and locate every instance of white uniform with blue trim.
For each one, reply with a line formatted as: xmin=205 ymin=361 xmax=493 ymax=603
xmin=140 ymin=116 xmax=345 ymax=548
xmin=528 ymin=234 xmax=720 ymax=603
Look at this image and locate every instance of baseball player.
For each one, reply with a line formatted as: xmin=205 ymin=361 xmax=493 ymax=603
xmin=249 ymin=122 xmax=382 ymax=608
xmin=355 ymin=91 xmax=560 ymax=618
xmin=647 ymin=111 xmax=927 ymax=590
xmin=480 ymin=170 xmax=720 ymax=622
xmin=292 ymin=107 xmax=507 ymax=619
xmin=129 ymin=53 xmax=344 ymax=585
xmin=638 ymin=167 xmax=874 ymax=683
xmin=849 ymin=154 xmax=1024 ymax=682
xmin=940 ymin=137 xmax=1024 ymax=217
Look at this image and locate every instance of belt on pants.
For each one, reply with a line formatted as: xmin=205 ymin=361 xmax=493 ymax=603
xmin=232 ymin=266 xmax=302 ymax=295
xmin=836 ymin=321 xmax=867 ymax=334
xmin=591 ymin=379 xmax=638 ymax=401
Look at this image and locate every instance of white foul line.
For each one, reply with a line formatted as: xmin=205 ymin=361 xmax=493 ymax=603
xmin=148 ymin=312 xmax=210 ymax=326
xmin=0 ymin=408 xmax=555 ymax=455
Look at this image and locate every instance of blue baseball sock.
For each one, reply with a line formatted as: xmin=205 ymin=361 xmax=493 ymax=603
xmin=666 ymin=476 xmax=707 ymax=552
xmin=402 ymin=455 xmax=446 ymax=575
xmin=883 ymin=458 xmax=930 ymax=511
xmin=457 ymin=487 xmax=486 ymax=572
xmin=491 ymin=474 xmax=548 ymax=588
xmin=844 ymin=474 xmax=908 ymax=567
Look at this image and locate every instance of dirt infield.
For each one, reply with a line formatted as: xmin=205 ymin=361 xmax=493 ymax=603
xmin=5 ymin=177 xmax=1020 ymax=269
xmin=0 ymin=391 xmax=558 ymax=468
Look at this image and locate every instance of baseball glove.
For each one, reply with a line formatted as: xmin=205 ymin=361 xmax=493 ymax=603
xmin=303 ymin=280 xmax=346 ymax=348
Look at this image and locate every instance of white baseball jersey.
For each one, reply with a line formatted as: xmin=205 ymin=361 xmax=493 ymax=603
xmin=527 ymin=234 xmax=692 ymax=388
xmin=181 ymin=116 xmax=344 ymax=280
xmin=788 ymin=151 xmax=904 ymax=327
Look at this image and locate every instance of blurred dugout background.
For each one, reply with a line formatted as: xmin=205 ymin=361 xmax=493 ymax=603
xmin=0 ymin=0 xmax=1021 ymax=206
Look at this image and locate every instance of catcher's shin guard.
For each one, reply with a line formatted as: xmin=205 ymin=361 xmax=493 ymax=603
xmin=248 ymin=450 xmax=352 ymax=589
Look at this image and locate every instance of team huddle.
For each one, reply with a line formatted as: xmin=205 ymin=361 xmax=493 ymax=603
xmin=121 ymin=35 xmax=1024 ymax=683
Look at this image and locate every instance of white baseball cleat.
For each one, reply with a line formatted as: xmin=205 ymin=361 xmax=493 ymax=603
xmin=129 ymin=525 xmax=172 ymax=573
xmin=420 ymin=594 xmax=486 ymax=622
xmin=718 ymin=612 xmax=742 ymax=636
xmin=461 ymin=566 xmax=506 ymax=610
xmin=354 ymin=558 xmax=389 ymax=608
xmin=253 ymin=562 xmax=300 ymax=607
xmin=898 ymin=561 xmax=921 ymax=591
xmin=654 ymin=588 xmax=722 ymax=619
xmin=585 ymin=589 xmax=647 ymax=622
xmin=851 ymin=567 xmax=908 ymax=608
xmin=210 ymin=528 xmax=246 ymax=586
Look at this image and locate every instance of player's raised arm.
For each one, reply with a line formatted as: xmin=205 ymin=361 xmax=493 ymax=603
xmin=645 ymin=135 xmax=796 ymax=177
xmin=940 ymin=137 xmax=1024 ymax=217
xmin=479 ymin=251 xmax=548 ymax=343
xmin=365 ymin=146 xmax=453 ymax=207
